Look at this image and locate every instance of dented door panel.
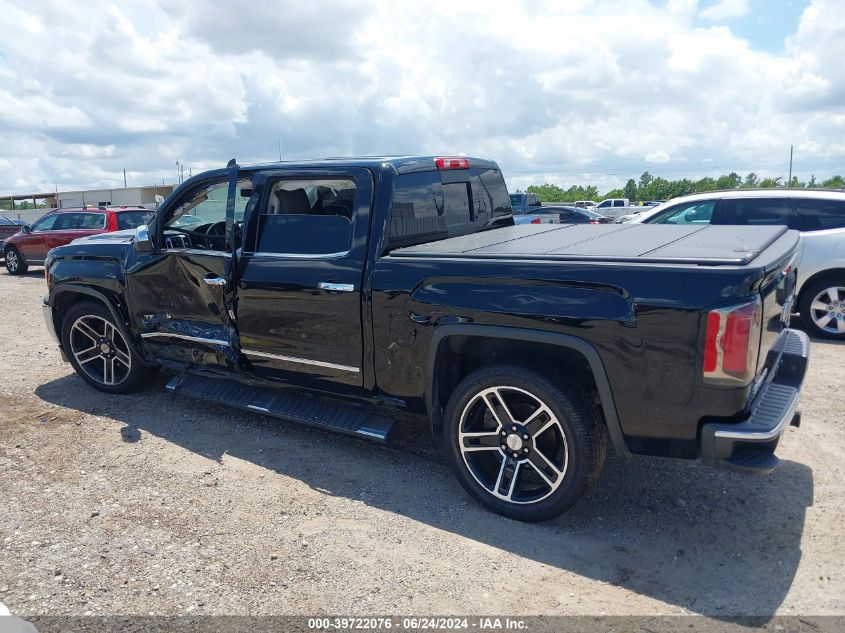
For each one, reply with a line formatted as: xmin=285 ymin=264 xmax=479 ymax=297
xmin=127 ymin=250 xmax=239 ymax=368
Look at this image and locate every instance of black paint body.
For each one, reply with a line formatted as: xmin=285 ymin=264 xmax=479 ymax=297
xmin=44 ymin=157 xmax=800 ymax=460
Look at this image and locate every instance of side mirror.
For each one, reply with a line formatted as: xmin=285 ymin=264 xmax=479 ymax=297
xmin=134 ymin=224 xmax=153 ymax=253
xmin=20 ymin=224 xmax=31 ymax=234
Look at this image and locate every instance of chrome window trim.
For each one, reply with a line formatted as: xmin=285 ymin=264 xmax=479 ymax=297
xmin=140 ymin=332 xmax=231 ymax=346
xmin=243 ymin=348 xmax=360 ymax=373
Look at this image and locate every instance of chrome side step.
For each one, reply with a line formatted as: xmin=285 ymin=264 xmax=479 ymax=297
xmin=165 ymin=373 xmax=397 ymax=442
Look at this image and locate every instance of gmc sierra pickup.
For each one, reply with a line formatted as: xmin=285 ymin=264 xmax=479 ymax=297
xmin=42 ymin=156 xmax=809 ymax=521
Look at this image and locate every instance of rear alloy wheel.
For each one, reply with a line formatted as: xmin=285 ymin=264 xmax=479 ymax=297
xmin=443 ymin=365 xmax=606 ymax=522
xmin=800 ymin=280 xmax=845 ymax=340
xmin=61 ymin=301 xmax=156 ymax=393
xmin=4 ymin=247 xmax=27 ymax=275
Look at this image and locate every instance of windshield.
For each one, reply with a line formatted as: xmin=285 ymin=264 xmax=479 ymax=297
xmin=116 ymin=210 xmax=153 ymax=230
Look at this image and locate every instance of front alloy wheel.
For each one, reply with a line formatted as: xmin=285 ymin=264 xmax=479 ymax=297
xmin=4 ymin=248 xmax=27 ymax=275
xmin=443 ymin=365 xmax=606 ymax=522
xmin=69 ymin=315 xmax=133 ymax=386
xmin=61 ymin=300 xmax=157 ymax=393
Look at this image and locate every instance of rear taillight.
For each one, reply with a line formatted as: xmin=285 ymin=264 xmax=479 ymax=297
xmin=703 ymin=297 xmax=762 ymax=385
xmin=589 ymin=219 xmax=600 ymax=224
xmin=434 ymin=157 xmax=469 ymax=170
xmin=530 ymin=217 xmax=541 ymax=224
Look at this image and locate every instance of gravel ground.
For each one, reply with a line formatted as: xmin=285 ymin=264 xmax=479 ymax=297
xmin=0 ymin=269 xmax=843 ymax=618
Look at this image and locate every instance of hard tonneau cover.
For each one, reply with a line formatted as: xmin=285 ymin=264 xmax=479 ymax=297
xmin=392 ymin=224 xmax=798 ymax=267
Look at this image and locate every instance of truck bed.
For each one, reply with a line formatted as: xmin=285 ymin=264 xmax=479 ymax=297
xmin=391 ymin=224 xmax=795 ymax=267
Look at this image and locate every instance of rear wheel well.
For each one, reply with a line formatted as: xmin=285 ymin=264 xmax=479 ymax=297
xmin=432 ymin=335 xmax=602 ymax=431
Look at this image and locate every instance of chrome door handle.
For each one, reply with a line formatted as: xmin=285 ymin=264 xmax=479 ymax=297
xmin=203 ymin=276 xmax=227 ymax=286
xmin=318 ymin=282 xmax=354 ymax=293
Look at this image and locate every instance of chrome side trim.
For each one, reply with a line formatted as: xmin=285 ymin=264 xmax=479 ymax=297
xmin=140 ymin=332 xmax=231 ymax=346
xmin=246 ymin=251 xmax=350 ymax=260
xmin=243 ymin=348 xmax=360 ymax=373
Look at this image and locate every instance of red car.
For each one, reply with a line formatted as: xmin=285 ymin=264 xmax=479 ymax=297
xmin=3 ymin=206 xmax=151 ymax=275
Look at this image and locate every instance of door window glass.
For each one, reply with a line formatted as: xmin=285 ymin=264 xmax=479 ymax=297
xmin=646 ymin=200 xmax=716 ymax=224
xmin=31 ymin=214 xmax=58 ymax=231
xmin=716 ymin=198 xmax=790 ymax=225
xmin=78 ymin=213 xmax=107 ymax=229
xmin=256 ymin=178 xmax=356 ymax=255
xmin=52 ymin=213 xmax=105 ymax=230
xmin=163 ymin=179 xmax=253 ymax=251
xmin=794 ymin=198 xmax=845 ymax=231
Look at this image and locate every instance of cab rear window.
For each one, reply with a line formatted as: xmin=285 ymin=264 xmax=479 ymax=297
xmin=388 ymin=168 xmax=513 ymax=250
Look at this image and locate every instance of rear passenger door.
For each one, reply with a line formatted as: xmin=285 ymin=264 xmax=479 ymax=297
xmin=235 ymin=168 xmax=373 ymax=389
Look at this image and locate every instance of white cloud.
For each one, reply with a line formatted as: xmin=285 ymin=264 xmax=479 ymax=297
xmin=698 ymin=0 xmax=750 ymax=21
xmin=0 ymin=0 xmax=841 ymax=196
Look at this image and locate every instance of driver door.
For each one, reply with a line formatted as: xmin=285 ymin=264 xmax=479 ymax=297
xmin=125 ymin=168 xmax=253 ymax=369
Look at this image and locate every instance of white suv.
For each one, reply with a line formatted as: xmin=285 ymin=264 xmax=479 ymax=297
xmin=630 ymin=189 xmax=845 ymax=340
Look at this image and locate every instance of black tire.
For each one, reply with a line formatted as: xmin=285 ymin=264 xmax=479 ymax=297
xmin=4 ymin=246 xmax=28 ymax=275
xmin=799 ymin=279 xmax=845 ymax=340
xmin=442 ymin=364 xmax=606 ymax=522
xmin=61 ymin=300 xmax=157 ymax=393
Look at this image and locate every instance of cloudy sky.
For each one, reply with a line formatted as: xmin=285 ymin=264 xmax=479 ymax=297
xmin=0 ymin=0 xmax=842 ymax=195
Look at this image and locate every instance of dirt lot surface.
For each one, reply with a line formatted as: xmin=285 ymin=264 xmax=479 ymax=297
xmin=0 ymin=270 xmax=843 ymax=618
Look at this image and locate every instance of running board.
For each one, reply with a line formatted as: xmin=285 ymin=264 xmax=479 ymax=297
xmin=165 ymin=373 xmax=397 ymax=442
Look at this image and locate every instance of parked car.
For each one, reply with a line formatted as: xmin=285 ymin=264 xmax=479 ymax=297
xmin=509 ymin=192 xmax=542 ymax=214
xmin=42 ymin=156 xmax=807 ymax=522
xmin=0 ymin=214 xmax=19 ymax=248
xmin=630 ymin=189 xmax=845 ymax=339
xmin=4 ymin=206 xmax=151 ymax=275
xmin=514 ymin=206 xmax=610 ymax=225
xmin=573 ymin=200 xmax=599 ymax=210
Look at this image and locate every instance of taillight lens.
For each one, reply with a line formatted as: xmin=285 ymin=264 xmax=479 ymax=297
xmin=703 ymin=297 xmax=762 ymax=385
xmin=530 ymin=217 xmax=541 ymax=224
xmin=588 ymin=219 xmax=600 ymax=224
xmin=434 ymin=157 xmax=469 ymax=170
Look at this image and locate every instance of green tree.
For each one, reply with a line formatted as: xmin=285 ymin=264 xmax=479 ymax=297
xmin=822 ymin=175 xmax=845 ymax=188
xmin=694 ymin=177 xmax=716 ymax=192
xmin=715 ymin=172 xmax=741 ymax=189
xmin=603 ymin=188 xmax=626 ymax=199
xmin=808 ymin=175 xmax=818 ymax=188
xmin=744 ymin=173 xmax=760 ymax=188
xmin=758 ymin=176 xmax=783 ymax=188
xmin=638 ymin=171 xmax=654 ymax=189
xmin=623 ymin=179 xmax=638 ymax=201
xmin=526 ymin=183 xmax=565 ymax=202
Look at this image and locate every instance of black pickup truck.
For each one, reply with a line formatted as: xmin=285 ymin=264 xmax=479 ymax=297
xmin=42 ymin=156 xmax=809 ymax=521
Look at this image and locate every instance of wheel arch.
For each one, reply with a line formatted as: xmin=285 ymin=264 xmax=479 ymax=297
xmin=797 ymin=267 xmax=845 ymax=306
xmin=425 ymin=324 xmax=629 ymax=456
xmin=49 ymin=285 xmax=150 ymax=364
